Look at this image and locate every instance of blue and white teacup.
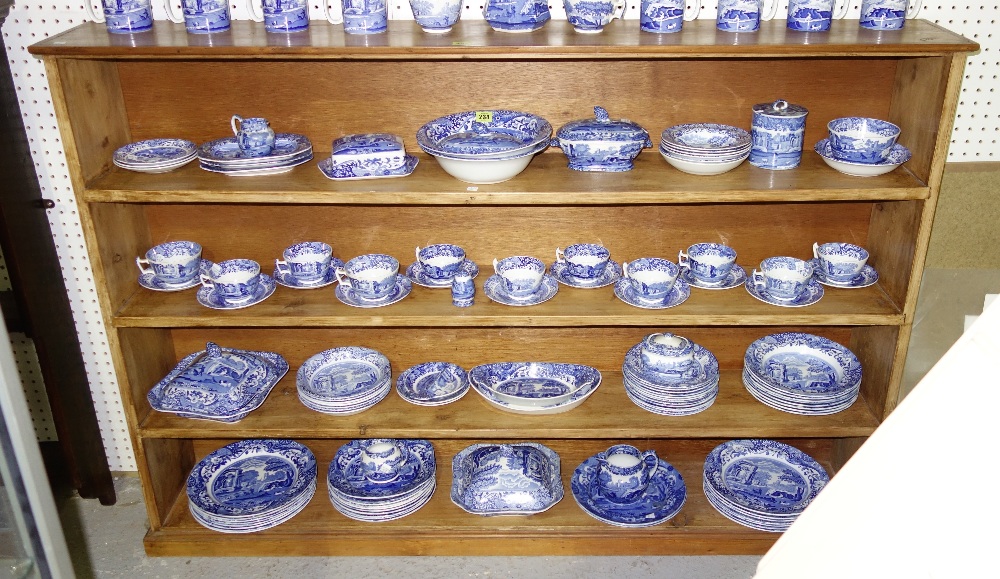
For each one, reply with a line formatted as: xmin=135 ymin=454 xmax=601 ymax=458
xmin=330 ymin=0 xmax=389 ymax=34
xmin=827 ymin=117 xmax=900 ymax=164
xmin=752 ymin=256 xmax=814 ymax=301
xmin=86 ymin=0 xmax=154 ymax=34
xmin=640 ymin=332 xmax=695 ymax=374
xmin=163 ymin=0 xmax=231 ymax=33
xmin=231 ymin=115 xmax=275 ymax=158
xmin=813 ymin=242 xmax=869 ymax=283
xmin=860 ymin=0 xmax=922 ymax=30
xmin=596 ymin=444 xmax=660 ymax=503
xmin=493 ymin=256 xmax=546 ymax=298
xmin=416 ymin=244 xmax=466 ymax=280
xmin=555 ymin=243 xmax=611 ymax=280
xmin=622 ymin=257 xmax=679 ymax=302
xmin=336 ymin=253 xmax=400 ymax=300
xmin=136 ymin=241 xmax=202 ymax=285
xmin=749 ymin=99 xmax=809 ymax=170
xmin=275 ymin=241 xmax=333 ymax=284
xmin=200 ymin=258 xmax=261 ymax=304
xmin=786 ymin=0 xmax=848 ymax=32
xmin=678 ymin=242 xmax=737 ymax=285
xmin=361 ymin=440 xmax=406 ymax=483
xmin=640 ymin=0 xmax=700 ymax=34
xmin=409 ymin=0 xmax=463 ymax=33
xmin=563 ymin=0 xmax=626 ymax=34
xmin=716 ymin=0 xmax=778 ymax=32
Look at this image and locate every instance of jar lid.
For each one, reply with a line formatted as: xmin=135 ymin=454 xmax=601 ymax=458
xmin=752 ymin=99 xmax=808 ymax=117
xmin=556 ymin=106 xmax=650 ymax=142
xmin=331 ymin=133 xmax=404 ymax=157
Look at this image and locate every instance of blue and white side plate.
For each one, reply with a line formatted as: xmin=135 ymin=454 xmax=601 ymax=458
xmin=614 ymin=277 xmax=690 ymax=309
xmin=296 ymin=346 xmax=391 ymax=403
xmin=405 ymin=259 xmax=480 ymax=288
xmin=272 ymin=259 xmax=345 ymax=290
xmin=139 ymin=272 xmax=201 ymax=292
xmin=549 ymin=260 xmax=622 ymax=289
xmin=335 ymin=275 xmax=412 ymax=308
xmin=196 ymin=274 xmax=276 ymax=310
xmin=198 ymin=133 xmax=313 ymax=164
xmin=744 ymin=277 xmax=823 ymax=307
xmin=571 ymin=453 xmax=686 ymax=528
xmin=451 ymin=443 xmax=563 ymax=516
xmin=396 ymin=362 xmax=469 ymax=406
xmin=681 ymin=264 xmax=747 ymax=290
xmin=114 ymin=138 xmax=197 ymax=173
xmin=484 ymin=274 xmax=559 ymax=306
xmin=327 ymin=439 xmax=436 ymax=500
xmin=807 ymin=259 xmax=879 ymax=288
xmin=661 ymin=123 xmax=752 ymax=152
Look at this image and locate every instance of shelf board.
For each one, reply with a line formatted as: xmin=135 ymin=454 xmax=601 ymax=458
xmin=86 ymin=152 xmax=928 ymax=205
xmin=138 ymin=370 xmax=880 ymax=439
xmin=32 ymin=20 xmax=977 ymax=60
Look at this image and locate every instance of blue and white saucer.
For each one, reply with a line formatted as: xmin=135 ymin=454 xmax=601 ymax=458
xmin=614 ymin=278 xmax=690 ymax=309
xmin=138 ymin=272 xmax=201 ymax=292
xmin=318 ymin=155 xmax=419 ymax=181
xmin=405 ymin=259 xmax=480 ymax=289
xmin=272 ymin=259 xmax=345 ymax=290
xmin=484 ymin=274 xmax=559 ymax=306
xmin=571 ymin=453 xmax=687 ymax=528
xmin=745 ymin=278 xmax=824 ymax=307
xmin=681 ymin=264 xmax=747 ymax=290
xmin=196 ymin=274 xmax=276 ymax=310
xmin=549 ymin=260 xmax=622 ymax=289
xmin=335 ymin=275 xmax=412 ymax=308
xmin=807 ymin=258 xmax=879 ymax=288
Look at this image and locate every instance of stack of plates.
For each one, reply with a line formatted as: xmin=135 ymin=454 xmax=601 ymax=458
xmin=622 ymin=342 xmax=720 ymax=416
xmin=113 ymin=138 xmax=197 ymax=173
xmin=659 ymin=123 xmax=752 ymax=175
xmin=327 ymin=439 xmax=436 ymax=522
xmin=395 ymin=362 xmax=470 ymax=406
xmin=187 ymin=439 xmax=317 ymax=533
xmin=743 ymin=332 xmax=862 ymax=415
xmin=703 ymin=439 xmax=829 ymax=532
xmin=198 ymin=133 xmax=313 ymax=176
xmin=296 ymin=347 xmax=392 ymax=415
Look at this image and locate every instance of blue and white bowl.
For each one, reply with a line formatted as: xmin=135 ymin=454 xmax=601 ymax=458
xmin=469 ymin=362 xmax=600 ymax=408
xmin=827 ymin=117 xmax=900 ymax=164
xmin=409 ymin=0 xmax=463 ymax=32
xmin=814 ymin=138 xmax=911 ymax=177
xmin=417 ymin=110 xmax=552 ymax=159
xmin=451 ymin=443 xmax=563 ymax=515
xmin=552 ymin=106 xmax=652 ymax=172
xmin=659 ymin=123 xmax=751 ymax=175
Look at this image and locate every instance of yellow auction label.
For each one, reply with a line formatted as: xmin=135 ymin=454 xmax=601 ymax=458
xmin=474 ymin=111 xmax=493 ymax=123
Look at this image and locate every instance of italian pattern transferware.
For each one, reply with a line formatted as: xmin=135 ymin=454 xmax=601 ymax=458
xmin=395 ymin=362 xmax=469 ymax=406
xmin=744 ymin=276 xmax=824 ymax=308
xmin=196 ymin=274 xmax=276 ymax=310
xmin=198 ymin=133 xmax=313 ymax=176
xmin=147 ymin=342 xmax=288 ymax=423
xmin=622 ymin=341 xmax=720 ymax=417
xmin=484 ymin=274 xmax=559 ymax=306
xmin=296 ymin=347 xmax=392 ymax=415
xmin=113 ymin=138 xmax=197 ymax=173
xmin=551 ymin=106 xmax=652 ymax=172
xmin=451 ymin=443 xmax=563 ymax=516
xmin=318 ymin=133 xmax=418 ymax=181
xmin=416 ymin=110 xmax=552 ymax=159
xmin=549 ymin=259 xmax=622 ymax=289
xmin=335 ymin=275 xmax=412 ymax=308
xmin=187 ymin=439 xmax=317 ymax=533
xmin=806 ymin=257 xmax=880 ymax=288
xmin=468 ymin=362 xmax=602 ymax=414
xmin=814 ymin=138 xmax=912 ymax=177
xmin=482 ymin=0 xmax=551 ymax=32
xmin=703 ymin=439 xmax=829 ymax=532
xmin=327 ymin=439 xmax=436 ymax=522
xmin=614 ymin=276 xmax=691 ymax=309
xmin=571 ymin=451 xmax=686 ymax=527
xmin=406 ymin=259 xmax=480 ymax=288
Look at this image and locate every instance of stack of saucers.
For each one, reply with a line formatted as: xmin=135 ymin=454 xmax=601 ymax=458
xmin=187 ymin=439 xmax=317 ymax=533
xmin=327 ymin=439 xmax=436 ymax=522
xmin=743 ymin=332 xmax=862 ymax=415
xmin=622 ymin=335 xmax=720 ymax=417
xmin=659 ymin=123 xmax=752 ymax=175
xmin=296 ymin=347 xmax=392 ymax=415
xmin=113 ymin=138 xmax=197 ymax=173
xmin=198 ymin=133 xmax=313 ymax=176
xmin=703 ymin=439 xmax=829 ymax=532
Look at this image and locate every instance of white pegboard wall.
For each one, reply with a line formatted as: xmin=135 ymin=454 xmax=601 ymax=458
xmin=2 ymin=3 xmax=996 ymax=473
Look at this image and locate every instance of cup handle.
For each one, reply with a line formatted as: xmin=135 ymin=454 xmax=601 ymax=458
xmin=135 ymin=256 xmax=153 ymax=275
xmin=231 ymin=115 xmax=243 ymax=138
xmin=245 ymin=0 xmax=264 ymax=22
xmin=199 ymin=274 xmax=215 ymax=290
xmin=555 ymin=247 xmax=565 ymax=264
xmin=621 ymin=261 xmax=630 ymax=279
xmin=163 ymin=0 xmax=185 ymax=24
xmin=492 ymin=258 xmax=500 ymax=275
xmin=677 ymin=250 xmax=689 ymax=268
xmin=762 ymin=0 xmax=780 ymax=20
xmin=751 ymin=269 xmax=766 ymax=288
xmin=612 ymin=0 xmax=627 ymax=20
xmin=832 ymin=0 xmax=850 ymax=19
xmin=415 ymin=246 xmax=423 ymax=262
xmin=812 ymin=242 xmax=821 ymax=259
xmin=324 ymin=0 xmax=345 ymax=24
xmin=641 ymin=450 xmax=659 ymax=472
xmin=334 ymin=268 xmax=350 ymax=288
xmin=275 ymin=259 xmax=290 ymax=275
xmin=86 ymin=0 xmax=106 ymax=22
xmin=906 ymin=0 xmax=923 ymax=18
xmin=684 ymin=0 xmax=701 ymax=21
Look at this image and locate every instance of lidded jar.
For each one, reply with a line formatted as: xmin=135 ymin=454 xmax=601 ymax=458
xmin=749 ymin=99 xmax=809 ymax=170
xmin=552 ymin=106 xmax=652 ymax=172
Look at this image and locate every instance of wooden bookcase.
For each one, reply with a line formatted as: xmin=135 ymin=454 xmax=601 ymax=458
xmin=30 ymin=19 xmax=976 ymax=556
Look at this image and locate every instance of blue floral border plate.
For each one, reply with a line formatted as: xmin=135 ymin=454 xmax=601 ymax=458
xmin=272 ymin=259 xmax=345 ymax=290
xmin=571 ymin=453 xmax=687 ymax=527
xmin=484 ymin=274 xmax=559 ymax=306
xmin=296 ymin=346 xmax=391 ymax=402
xmin=335 ymin=275 xmax=412 ymax=308
xmin=405 ymin=259 xmax=480 ymax=288
xmin=807 ymin=258 xmax=879 ymax=288
xmin=549 ymin=260 xmax=622 ymax=289
xmin=743 ymin=332 xmax=862 ymax=396
xmin=681 ymin=264 xmax=747 ymax=290
xmin=114 ymin=138 xmax=197 ymax=167
xmin=744 ymin=277 xmax=823 ymax=307
xmin=614 ymin=277 xmax=690 ymax=309
xmin=196 ymin=274 xmax=276 ymax=310
xmin=198 ymin=133 xmax=312 ymax=164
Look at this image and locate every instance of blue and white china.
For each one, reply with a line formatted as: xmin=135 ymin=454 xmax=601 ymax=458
xmin=231 ymin=115 xmax=275 ymax=158
xmin=275 ymin=241 xmax=334 ymax=284
xmin=451 ymin=443 xmax=563 ymax=515
xmin=812 ymin=242 xmax=869 ymax=283
xmin=786 ymin=0 xmax=847 ymax=31
xmin=808 ymin=258 xmax=879 ymax=288
xmin=469 ymin=363 xmax=601 ymax=415
xmin=335 ymin=275 xmax=412 ymax=308
xmin=681 ymin=263 xmax=746 ymax=290
xmin=640 ymin=333 xmax=695 ymax=375
xmin=703 ymin=439 xmax=829 ymax=531
xmin=136 ymin=240 xmax=202 ymax=286
xmin=417 ymin=110 xmax=553 ymax=159
xmin=139 ymin=271 xmax=201 ymax=291
xmin=335 ymin=253 xmax=400 ymax=301
xmin=199 ymin=133 xmax=311 ymax=164
xmin=716 ymin=0 xmax=778 ymax=32
xmin=341 ymin=0 xmax=389 ymax=34
xmin=482 ymin=0 xmax=550 ymax=32
xmin=86 ymin=0 xmax=153 ymax=34
xmin=415 ymin=244 xmax=467 ymax=281
xmin=614 ymin=276 xmax=690 ymax=309
xmin=661 ymin=123 xmax=751 ymax=151
xmin=640 ymin=0 xmax=700 ymax=33
xmin=452 ymin=274 xmax=475 ymax=307
xmin=469 ymin=362 xmax=599 ymax=408
xmin=749 ymin=99 xmax=808 ymax=170
xmin=113 ymin=138 xmax=197 ymax=172
xmin=492 ymin=255 xmax=546 ymax=298
xmin=814 ymin=138 xmax=911 ymax=177
xmin=329 ymin=132 xmax=407 ymax=171
xmin=200 ymin=258 xmax=261 ymax=304
xmin=562 ymin=0 xmax=625 ymax=33
xmin=622 ymin=257 xmax=680 ymax=302
xmin=318 ymin=154 xmax=418 ymax=181
xmin=297 ymin=347 xmax=392 ymax=415
xmin=274 ymin=258 xmax=345 ymax=289
xmin=677 ymin=242 xmax=737 ymax=286
xmin=860 ymin=0 xmax=921 ymax=30
xmin=552 ymin=107 xmax=651 ymax=171
xmin=409 ymin=0 xmax=463 ymax=32
xmin=358 ymin=439 xmax=406 ymax=483
xmin=327 ymin=439 xmax=435 ymax=499
xmin=147 ymin=342 xmax=288 ymax=422
xmin=484 ymin=273 xmax=559 ymax=306
xmin=750 ymin=256 xmax=814 ymax=302
xmin=187 ymin=439 xmax=316 ymax=532
xmin=595 ymin=445 xmax=660 ymax=503
xmin=431 ymin=142 xmax=546 ymax=184
xmin=248 ymin=0 xmax=310 ymax=32
xmin=623 ymin=339 xmax=720 ymax=416
xmin=197 ymin=273 xmax=276 ymax=310
xmin=572 ymin=450 xmax=686 ymax=527
xmin=200 ymin=153 xmax=313 ymax=177
xmin=406 ymin=259 xmax=479 ymax=288
xmin=163 ymin=0 xmax=231 ymax=33
xmin=550 ymin=259 xmax=621 ymax=289
xmin=745 ymin=275 xmax=823 ymax=307
xmin=827 ymin=117 xmax=900 ymax=164
xmin=396 ymin=362 xmax=469 ymax=406
xmin=554 ymin=243 xmax=611 ymax=280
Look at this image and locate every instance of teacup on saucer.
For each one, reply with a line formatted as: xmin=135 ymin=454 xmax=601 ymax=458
xmin=196 ymin=274 xmax=276 ymax=310
xmin=484 ymin=274 xmax=559 ymax=306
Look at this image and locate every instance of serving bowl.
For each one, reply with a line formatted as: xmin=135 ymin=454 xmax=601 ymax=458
xmin=814 ymin=138 xmax=911 ymax=177
xmin=469 ymin=362 xmax=600 ymax=407
xmin=416 ymin=110 xmax=552 ymax=159
xmin=451 ymin=442 xmax=563 ymax=515
xmin=551 ymin=106 xmax=651 ymax=172
xmin=431 ymin=140 xmax=548 ymax=184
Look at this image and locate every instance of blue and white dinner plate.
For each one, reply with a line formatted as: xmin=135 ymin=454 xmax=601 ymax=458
xmin=198 ymin=152 xmax=313 ymax=176
xmin=405 ymin=259 xmax=480 ymax=288
xmin=329 ymin=481 xmax=435 ymax=522
xmin=198 ymin=133 xmax=312 ymax=164
xmin=549 ymin=260 xmax=622 ymax=289
xmin=681 ymin=264 xmax=747 ymax=290
xmin=196 ymin=274 xmax=276 ymax=310
xmin=571 ymin=453 xmax=686 ymax=528
xmin=317 ymin=155 xmax=418 ymax=180
xmin=395 ymin=362 xmax=469 ymax=406
xmin=272 ymin=259 xmax=345 ymax=290
xmin=484 ymin=274 xmax=559 ymax=306
xmin=807 ymin=258 xmax=879 ymax=288
xmin=334 ymin=275 xmax=412 ymax=308
xmin=744 ymin=332 xmax=862 ymax=397
xmin=744 ymin=277 xmax=824 ymax=307
xmin=327 ymin=439 xmax=436 ymax=500
xmin=614 ymin=277 xmax=690 ymax=309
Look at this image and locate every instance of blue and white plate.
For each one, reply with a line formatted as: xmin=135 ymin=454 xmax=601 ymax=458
xmin=196 ymin=274 xmax=276 ymax=310
xmin=199 ymin=153 xmax=313 ymax=177
xmin=335 ymin=275 xmax=412 ymax=308
xmin=549 ymin=259 xmax=622 ymax=289
xmin=661 ymin=123 xmax=751 ymax=152
xmin=114 ymin=138 xmax=197 ymax=173
xmin=138 ymin=271 xmax=201 ymax=292
xmin=395 ymin=362 xmax=469 ymax=406
xmin=681 ymin=264 xmax=747 ymax=290
xmin=272 ymin=259 xmax=345 ymax=290
xmin=405 ymin=259 xmax=480 ymax=288
xmin=571 ymin=453 xmax=686 ymax=528
xmin=417 ymin=110 xmax=552 ymax=159
xmin=814 ymin=138 xmax=912 ymax=177
xmin=743 ymin=332 xmax=862 ymax=409
xmin=484 ymin=274 xmax=559 ymax=306
xmin=451 ymin=442 xmax=563 ymax=516
xmin=198 ymin=150 xmax=314 ymax=172
xmin=623 ymin=342 xmax=719 ymax=390
xmin=317 ymin=154 xmax=419 ymax=181
xmin=807 ymin=258 xmax=879 ymax=288
xmin=198 ymin=133 xmax=312 ymax=164
xmin=327 ymin=439 xmax=436 ymax=500
xmin=297 ymin=346 xmax=391 ymax=406
xmin=468 ymin=363 xmax=602 ymax=415
xmin=614 ymin=277 xmax=690 ymax=309
xmin=744 ymin=277 xmax=824 ymax=307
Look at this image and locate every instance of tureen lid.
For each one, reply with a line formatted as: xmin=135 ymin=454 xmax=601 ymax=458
xmin=752 ymin=99 xmax=808 ymax=117
xmin=331 ymin=133 xmax=405 ymax=157
xmin=556 ymin=106 xmax=650 ymax=142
